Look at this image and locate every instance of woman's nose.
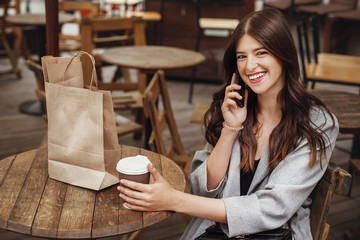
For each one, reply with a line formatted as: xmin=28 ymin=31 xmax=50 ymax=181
xmin=246 ymin=56 xmax=258 ymax=71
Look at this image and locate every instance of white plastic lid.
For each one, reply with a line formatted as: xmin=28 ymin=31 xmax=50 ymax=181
xmin=116 ymin=155 xmax=151 ymax=175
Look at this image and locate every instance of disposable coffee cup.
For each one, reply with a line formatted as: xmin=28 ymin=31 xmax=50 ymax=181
xmin=116 ymin=155 xmax=152 ymax=209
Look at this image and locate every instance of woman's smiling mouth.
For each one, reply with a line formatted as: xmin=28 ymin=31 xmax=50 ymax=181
xmin=248 ymin=72 xmax=266 ymax=83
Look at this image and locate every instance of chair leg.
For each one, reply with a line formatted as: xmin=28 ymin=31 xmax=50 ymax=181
xmin=0 ymin=35 xmax=21 ymax=79
xmin=188 ymin=66 xmax=197 ymax=104
xmin=348 ymin=164 xmax=354 ymax=197
xmin=133 ymin=109 xmax=144 ymax=140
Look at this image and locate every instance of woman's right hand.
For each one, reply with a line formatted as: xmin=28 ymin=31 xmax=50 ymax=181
xmin=221 ymin=73 xmax=248 ymax=129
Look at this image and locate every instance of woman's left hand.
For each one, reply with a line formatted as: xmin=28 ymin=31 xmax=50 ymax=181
xmin=117 ymin=164 xmax=177 ymax=211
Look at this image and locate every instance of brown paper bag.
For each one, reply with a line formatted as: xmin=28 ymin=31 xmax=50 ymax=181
xmin=42 ymin=51 xmax=120 ymax=190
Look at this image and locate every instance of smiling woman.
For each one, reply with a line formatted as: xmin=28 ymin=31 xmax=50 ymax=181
xmin=117 ymin=7 xmax=339 ymax=240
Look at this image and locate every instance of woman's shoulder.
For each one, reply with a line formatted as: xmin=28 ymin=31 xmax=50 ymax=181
xmin=310 ymin=106 xmax=338 ymax=131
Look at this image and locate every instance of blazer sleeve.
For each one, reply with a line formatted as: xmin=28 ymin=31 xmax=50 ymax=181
xmin=222 ymin=109 xmax=339 ymax=237
xmin=190 ymin=143 xmax=227 ymax=198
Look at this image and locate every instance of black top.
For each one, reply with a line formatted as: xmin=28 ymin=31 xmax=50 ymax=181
xmin=240 ymin=159 xmax=260 ymax=196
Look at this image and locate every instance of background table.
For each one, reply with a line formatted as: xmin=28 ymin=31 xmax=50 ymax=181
xmin=101 ymin=45 xmax=206 ymax=148
xmin=100 ymin=45 xmax=205 ymax=72
xmin=0 ymin=145 xmax=185 ymax=239
xmin=6 ymin=13 xmax=75 ymax=116
xmin=310 ymin=89 xmax=360 ymax=158
xmin=6 ymin=13 xmax=75 ymax=60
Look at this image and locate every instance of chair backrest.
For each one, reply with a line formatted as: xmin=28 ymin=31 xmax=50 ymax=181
xmin=8 ymin=0 xmax=20 ymax=14
xmin=58 ymin=1 xmax=100 ymax=46
xmin=80 ymin=17 xmax=146 ymax=53
xmin=296 ymin=14 xmax=320 ymax=88
xmin=142 ymin=70 xmax=187 ymax=158
xmin=310 ymin=161 xmax=352 ymax=240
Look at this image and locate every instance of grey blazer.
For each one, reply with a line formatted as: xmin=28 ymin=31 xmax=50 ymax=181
xmin=180 ymin=107 xmax=339 ymax=240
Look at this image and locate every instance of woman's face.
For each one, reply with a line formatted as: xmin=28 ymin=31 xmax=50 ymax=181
xmin=235 ymin=34 xmax=285 ymax=96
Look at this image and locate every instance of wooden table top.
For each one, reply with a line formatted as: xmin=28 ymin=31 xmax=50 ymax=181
xmin=100 ymin=45 xmax=206 ymax=71
xmin=0 ymin=145 xmax=185 ymax=239
xmin=6 ymin=13 xmax=75 ymax=26
xmin=310 ymin=89 xmax=360 ymax=134
xmin=306 ymin=53 xmax=360 ymax=86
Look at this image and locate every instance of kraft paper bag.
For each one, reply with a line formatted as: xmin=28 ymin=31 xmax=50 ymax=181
xmin=42 ymin=51 xmax=120 ymax=191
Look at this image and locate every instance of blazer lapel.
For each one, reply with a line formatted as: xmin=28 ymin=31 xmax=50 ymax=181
xmin=247 ymin=145 xmax=270 ymax=194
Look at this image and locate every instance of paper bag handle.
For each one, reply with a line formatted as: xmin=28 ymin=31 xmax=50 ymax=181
xmin=63 ymin=51 xmax=98 ymax=90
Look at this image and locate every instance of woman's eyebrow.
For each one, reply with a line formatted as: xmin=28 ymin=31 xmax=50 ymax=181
xmin=236 ymin=47 xmax=266 ymax=54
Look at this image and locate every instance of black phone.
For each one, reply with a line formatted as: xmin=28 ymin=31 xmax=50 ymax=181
xmin=234 ymin=67 xmax=245 ymax=108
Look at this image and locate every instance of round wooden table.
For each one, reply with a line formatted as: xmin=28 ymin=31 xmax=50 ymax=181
xmin=100 ymin=45 xmax=206 ymax=72
xmin=0 ymin=145 xmax=185 ymax=239
xmin=6 ymin=13 xmax=75 ymax=26
xmin=101 ymin=45 xmax=206 ymax=148
xmin=6 ymin=13 xmax=75 ymax=59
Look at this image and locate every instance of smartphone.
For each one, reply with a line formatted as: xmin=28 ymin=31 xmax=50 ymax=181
xmin=234 ymin=67 xmax=245 ymax=108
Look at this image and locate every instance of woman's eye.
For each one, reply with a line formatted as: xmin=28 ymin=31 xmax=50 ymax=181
xmin=237 ymin=55 xmax=246 ymax=60
xmin=257 ymin=51 xmax=268 ymax=56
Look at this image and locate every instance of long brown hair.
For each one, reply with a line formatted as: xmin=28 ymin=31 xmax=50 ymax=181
xmin=204 ymin=7 xmax=335 ymax=172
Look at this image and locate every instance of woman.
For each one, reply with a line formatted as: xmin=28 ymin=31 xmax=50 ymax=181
xmin=117 ymin=7 xmax=338 ymax=239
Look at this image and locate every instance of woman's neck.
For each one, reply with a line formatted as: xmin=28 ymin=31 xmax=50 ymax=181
xmin=256 ymin=93 xmax=282 ymax=121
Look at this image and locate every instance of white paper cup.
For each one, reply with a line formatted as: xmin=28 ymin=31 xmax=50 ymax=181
xmin=116 ymin=155 xmax=151 ymax=209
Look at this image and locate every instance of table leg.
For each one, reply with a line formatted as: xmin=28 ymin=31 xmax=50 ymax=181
xmin=188 ymin=66 xmax=197 ymax=104
xmin=18 ymin=26 xmax=47 ymax=116
xmin=37 ymin=26 xmax=46 ymax=62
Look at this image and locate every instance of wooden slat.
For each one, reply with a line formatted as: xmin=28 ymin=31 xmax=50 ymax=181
xmin=335 ymin=168 xmax=352 ymax=196
xmin=92 ymin=186 xmax=120 ymax=238
xmin=118 ymin=145 xmax=143 ymax=234
xmin=0 ymin=150 xmax=37 ymax=229
xmin=31 ymin=178 xmax=68 ymax=238
xmin=57 ymin=186 xmax=96 ymax=239
xmin=0 ymin=155 xmax=15 ymax=185
xmin=190 ymin=103 xmax=210 ymax=124
xmin=7 ymin=149 xmax=48 ymax=235
xmin=91 ymin=18 xmax=134 ymax=32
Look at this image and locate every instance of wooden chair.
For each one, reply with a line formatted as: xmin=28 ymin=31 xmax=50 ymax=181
xmin=58 ymin=1 xmax=100 ymax=52
xmin=80 ymin=17 xmax=147 ymax=139
xmin=325 ymin=9 xmax=360 ymax=53
xmin=348 ymin=158 xmax=360 ymax=196
xmin=296 ymin=15 xmax=360 ymax=89
xmin=188 ymin=0 xmax=252 ymax=103
xmin=80 ymin=16 xmax=146 ymax=82
xmin=295 ymin=0 xmax=357 ymax=54
xmin=143 ymin=70 xmax=192 ymax=169
xmin=97 ymin=75 xmax=146 ymax=139
xmin=310 ymin=161 xmax=352 ymax=240
xmin=143 ymin=69 xmax=192 ymax=224
xmin=0 ymin=0 xmax=21 ymax=79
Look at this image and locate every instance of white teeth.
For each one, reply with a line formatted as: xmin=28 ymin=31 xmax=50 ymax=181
xmin=249 ymin=72 xmax=265 ymax=80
